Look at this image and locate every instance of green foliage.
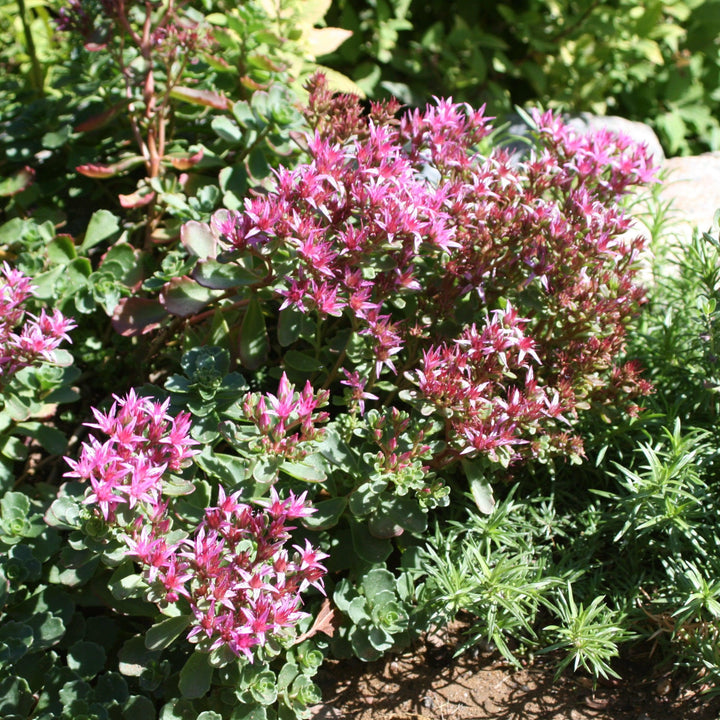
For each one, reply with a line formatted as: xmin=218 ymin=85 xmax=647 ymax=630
xmin=408 ymin=202 xmax=720 ymax=685
xmin=0 ymin=0 xmax=313 ymax=239
xmin=542 ymin=588 xmax=631 ymax=681
xmin=206 ymin=0 xmax=361 ymax=97
xmin=0 ymin=0 xmax=68 ymax=96
xmin=0 ymin=485 xmax=140 ymax=720
xmin=332 ymin=567 xmax=411 ymax=660
xmin=325 ymin=0 xmax=720 ymax=154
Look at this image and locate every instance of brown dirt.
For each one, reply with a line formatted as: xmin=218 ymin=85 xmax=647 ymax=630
xmin=312 ymin=626 xmax=720 ymax=720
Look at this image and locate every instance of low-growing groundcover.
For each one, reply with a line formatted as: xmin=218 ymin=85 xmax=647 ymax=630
xmin=3 ymin=38 xmax=720 ymax=720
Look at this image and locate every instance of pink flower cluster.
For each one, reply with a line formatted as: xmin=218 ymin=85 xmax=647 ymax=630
xmin=242 ymin=372 xmax=329 ymax=459
xmin=414 ymin=304 xmax=572 ymax=464
xmin=65 ymin=389 xmax=198 ymax=520
xmin=206 ymin=75 xmax=656 ymax=463
xmin=210 ymin=103 xmax=479 ymax=378
xmin=0 ymin=262 xmax=75 ymax=389
xmin=182 ymin=487 xmax=327 ymax=660
xmin=67 ymin=391 xmax=327 ymax=660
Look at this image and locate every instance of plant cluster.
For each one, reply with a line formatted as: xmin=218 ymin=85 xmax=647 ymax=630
xmin=1 ymin=0 xmax=350 ymax=235
xmin=411 ymin=413 xmax=720 ymax=690
xmin=0 ymin=263 xmax=75 ymax=390
xmin=3 ymin=3 xmax=720 ymax=714
xmin=62 ymin=390 xmax=328 ymax=665
xmin=0 ymin=261 xmax=78 ymax=490
xmin=195 ymin=78 xmax=654 ymax=472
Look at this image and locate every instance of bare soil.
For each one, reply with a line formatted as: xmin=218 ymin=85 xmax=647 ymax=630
xmin=312 ymin=625 xmax=720 ymax=720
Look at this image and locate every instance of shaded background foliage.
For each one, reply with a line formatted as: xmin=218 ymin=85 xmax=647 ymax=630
xmin=324 ymin=0 xmax=720 ymax=155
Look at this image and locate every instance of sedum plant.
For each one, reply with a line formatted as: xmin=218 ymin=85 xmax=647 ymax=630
xmin=0 ymin=262 xmax=77 ymax=491
xmin=49 ymin=389 xmax=330 ymax=719
xmin=1 ymin=72 xmax=678 ymax=717
xmin=184 ymin=75 xmax=655 ymax=479
xmin=145 ymin=77 xmax=659 ymax=674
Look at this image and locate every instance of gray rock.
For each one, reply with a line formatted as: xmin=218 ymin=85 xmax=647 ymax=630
xmin=658 ymin=152 xmax=720 ymax=241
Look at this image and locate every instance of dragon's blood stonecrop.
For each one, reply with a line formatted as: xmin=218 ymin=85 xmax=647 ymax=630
xmin=64 ymin=390 xmax=328 ymax=665
xmin=0 ymin=262 xmax=75 ymax=392
xmin=197 ymin=75 xmax=656 ymax=472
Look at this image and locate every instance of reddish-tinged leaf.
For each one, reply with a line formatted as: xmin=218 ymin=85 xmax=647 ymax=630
xmin=294 ymin=599 xmax=337 ymax=644
xmin=160 ymin=276 xmax=223 ymax=317
xmin=149 ymin=227 xmax=177 ymax=244
xmin=76 ymin=156 xmax=145 ymax=178
xmin=170 ymin=86 xmax=231 ymax=110
xmin=247 ymin=53 xmax=284 ymax=72
xmin=239 ymin=75 xmax=266 ymax=92
xmin=74 ymin=102 xmax=127 ymax=133
xmin=112 ymin=297 xmax=167 ymax=336
xmin=180 ymin=221 xmax=216 ymax=259
xmin=168 ymin=147 xmax=204 ymax=170
xmin=118 ymin=189 xmax=156 ymax=208
xmin=77 ymin=164 xmax=115 ymax=179
xmin=205 ymin=53 xmax=231 ymax=70
xmin=0 ymin=166 xmax=35 ymax=196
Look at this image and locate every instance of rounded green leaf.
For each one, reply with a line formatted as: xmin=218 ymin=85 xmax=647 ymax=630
xmin=283 ymin=350 xmax=325 ymax=373
xmin=160 ymin=277 xmax=223 ymax=317
xmin=302 ymin=497 xmax=347 ymax=530
xmin=347 ymin=596 xmax=369 ymax=624
xmin=280 ymin=457 xmax=326 ymax=482
xmin=32 ymin=613 xmax=66 ymax=649
xmin=80 ymin=209 xmax=122 ymax=252
xmin=193 ymin=258 xmax=260 ymax=289
xmin=367 ymin=625 xmax=395 ymax=652
xmin=123 ymin=695 xmax=156 ymax=720
xmin=145 ymin=615 xmax=191 ymax=652
xmin=349 ymin=630 xmax=382 ymax=661
xmin=212 ymin=116 xmax=243 ymax=144
xmin=350 ymin=520 xmax=392 ymax=564
xmin=0 ymin=676 xmax=34 ymax=717
xmin=239 ymin=295 xmax=269 ymax=370
xmin=118 ymin=636 xmax=159 ymax=678
xmin=181 ymin=221 xmax=217 ymax=259
xmin=0 ymin=621 xmax=34 ymax=664
xmin=47 ymin=236 xmax=77 ymax=265
xmin=158 ymin=698 xmax=196 ymax=720
xmin=95 ymin=672 xmax=130 ymax=705
xmin=179 ymin=652 xmax=214 ymax=699
xmin=44 ymin=496 xmax=82 ymax=530
xmin=362 ymin=568 xmax=396 ymax=601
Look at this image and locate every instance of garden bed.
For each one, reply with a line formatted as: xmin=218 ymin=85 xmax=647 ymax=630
xmin=5 ymin=2 xmax=720 ymax=718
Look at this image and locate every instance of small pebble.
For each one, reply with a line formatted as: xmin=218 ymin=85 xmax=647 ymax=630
xmin=655 ymin=677 xmax=672 ymax=696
